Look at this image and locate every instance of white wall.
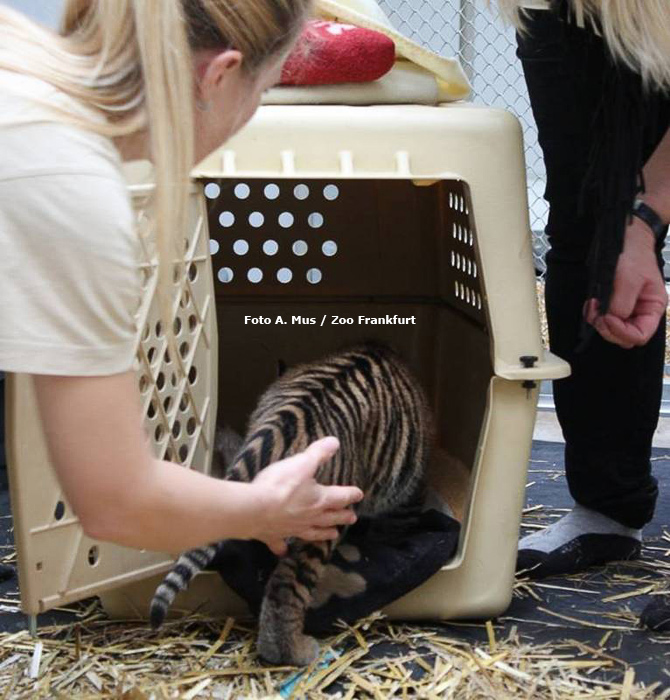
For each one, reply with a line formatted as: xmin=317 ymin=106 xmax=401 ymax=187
xmin=2 ymin=0 xmax=63 ymax=27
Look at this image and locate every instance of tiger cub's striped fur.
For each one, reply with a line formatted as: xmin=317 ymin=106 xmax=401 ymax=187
xmin=149 ymin=341 xmax=433 ymax=666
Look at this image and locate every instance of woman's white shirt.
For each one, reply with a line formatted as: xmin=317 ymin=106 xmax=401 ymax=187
xmin=0 ymin=69 xmax=141 ymax=376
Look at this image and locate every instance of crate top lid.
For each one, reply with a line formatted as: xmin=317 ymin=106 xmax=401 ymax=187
xmin=192 ymin=103 xmax=519 ymax=182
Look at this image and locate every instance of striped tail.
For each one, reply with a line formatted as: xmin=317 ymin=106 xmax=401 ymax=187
xmin=149 ymin=544 xmax=217 ymax=629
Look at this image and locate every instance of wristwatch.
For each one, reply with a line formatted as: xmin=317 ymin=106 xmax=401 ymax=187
xmin=631 ymin=199 xmax=667 ymax=245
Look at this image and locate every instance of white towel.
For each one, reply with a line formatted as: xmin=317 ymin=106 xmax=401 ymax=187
xmin=265 ymin=60 xmax=457 ymax=105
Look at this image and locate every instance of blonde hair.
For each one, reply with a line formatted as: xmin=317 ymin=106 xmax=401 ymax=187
xmin=494 ymin=0 xmax=670 ymax=91
xmin=0 ymin=0 xmax=309 ymax=358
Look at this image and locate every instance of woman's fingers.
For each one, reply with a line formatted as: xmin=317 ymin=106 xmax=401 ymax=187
xmin=264 ymin=527 xmax=339 ymax=553
xmin=290 ymin=437 xmax=340 ymax=480
xmin=583 ymin=298 xmax=599 ymax=325
xmin=315 ymin=508 xmax=357 ymax=528
xmin=593 ymin=316 xmax=633 ymax=348
xmin=600 ymin=313 xmax=652 ymax=347
xmin=593 ymin=309 xmax=662 ymax=348
xmin=585 ymin=297 xmax=664 ymax=348
xmin=251 ymin=437 xmax=363 ymax=551
xmin=319 ymin=484 xmax=364 ymax=510
xmin=300 ymin=527 xmax=340 ymax=542
xmin=264 ymin=538 xmax=288 ymax=557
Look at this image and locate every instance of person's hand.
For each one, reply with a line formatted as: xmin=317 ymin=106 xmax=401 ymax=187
xmin=584 ymin=218 xmax=667 ymax=349
xmin=250 ymin=437 xmax=364 ymax=556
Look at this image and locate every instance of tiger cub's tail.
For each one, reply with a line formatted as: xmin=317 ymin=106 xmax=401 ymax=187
xmin=149 ymin=544 xmax=218 ymax=629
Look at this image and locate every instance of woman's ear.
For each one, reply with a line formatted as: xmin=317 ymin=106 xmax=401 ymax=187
xmin=196 ymin=49 xmax=244 ymax=99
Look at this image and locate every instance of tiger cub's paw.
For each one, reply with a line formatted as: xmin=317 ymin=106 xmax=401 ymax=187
xmin=257 ymin=630 xmax=320 ymax=667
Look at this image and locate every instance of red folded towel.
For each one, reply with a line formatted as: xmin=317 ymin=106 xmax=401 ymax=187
xmin=280 ymin=20 xmax=396 ymax=86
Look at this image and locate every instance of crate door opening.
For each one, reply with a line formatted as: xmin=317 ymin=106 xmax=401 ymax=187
xmin=203 ymin=177 xmax=493 ymax=534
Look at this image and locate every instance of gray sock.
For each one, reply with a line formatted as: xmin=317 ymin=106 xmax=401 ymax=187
xmin=519 ymin=504 xmax=641 ymax=554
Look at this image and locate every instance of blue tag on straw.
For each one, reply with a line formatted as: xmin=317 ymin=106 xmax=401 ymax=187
xmin=278 ymin=649 xmax=340 ymax=698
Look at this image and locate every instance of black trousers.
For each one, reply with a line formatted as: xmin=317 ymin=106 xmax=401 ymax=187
xmin=516 ymin=10 xmax=668 ymax=528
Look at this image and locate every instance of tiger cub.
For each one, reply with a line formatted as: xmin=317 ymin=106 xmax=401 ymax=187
xmin=149 ymin=340 xmax=434 ymax=666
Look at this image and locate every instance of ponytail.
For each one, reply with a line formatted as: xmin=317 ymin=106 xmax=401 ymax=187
xmin=131 ymin=0 xmax=195 ymax=361
xmin=493 ymin=0 xmax=670 ymax=91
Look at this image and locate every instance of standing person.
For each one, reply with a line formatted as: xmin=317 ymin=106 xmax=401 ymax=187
xmin=492 ymin=0 xmax=670 ymax=630
xmin=0 ymin=0 xmax=363 ymax=562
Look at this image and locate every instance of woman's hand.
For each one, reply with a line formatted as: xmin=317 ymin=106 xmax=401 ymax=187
xmin=32 ymin=374 xmax=359 ymax=554
xmin=584 ymin=218 xmax=667 ymax=348
xmin=250 ymin=437 xmax=364 ymax=556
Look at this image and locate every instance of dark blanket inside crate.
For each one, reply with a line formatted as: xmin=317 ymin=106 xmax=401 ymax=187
xmin=208 ymin=508 xmax=460 ymax=636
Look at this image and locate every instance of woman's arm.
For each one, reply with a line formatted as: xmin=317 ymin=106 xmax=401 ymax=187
xmin=33 ymin=372 xmax=362 ymax=556
xmin=585 ymin=125 xmax=670 ymax=348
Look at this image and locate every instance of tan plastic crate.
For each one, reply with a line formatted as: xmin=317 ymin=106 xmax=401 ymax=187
xmin=5 ymin=167 xmax=219 ymax=617
xmin=7 ymin=102 xmax=569 ymax=626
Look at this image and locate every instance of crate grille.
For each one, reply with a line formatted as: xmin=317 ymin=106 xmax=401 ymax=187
xmin=133 ymin=189 xmax=216 ymax=470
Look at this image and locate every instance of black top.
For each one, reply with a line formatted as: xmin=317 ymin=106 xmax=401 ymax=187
xmin=552 ymin=0 xmax=670 ymax=339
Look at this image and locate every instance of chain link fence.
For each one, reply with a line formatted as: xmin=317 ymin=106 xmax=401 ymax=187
xmin=379 ymin=0 xmax=549 ymax=274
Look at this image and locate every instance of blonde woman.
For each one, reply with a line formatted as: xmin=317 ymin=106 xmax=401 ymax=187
xmin=495 ymin=1 xmax=670 ymax=631
xmin=0 ymin=1 xmax=363 ymax=570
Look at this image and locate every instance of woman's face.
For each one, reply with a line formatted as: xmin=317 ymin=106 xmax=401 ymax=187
xmin=193 ymin=49 xmax=286 ymax=164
